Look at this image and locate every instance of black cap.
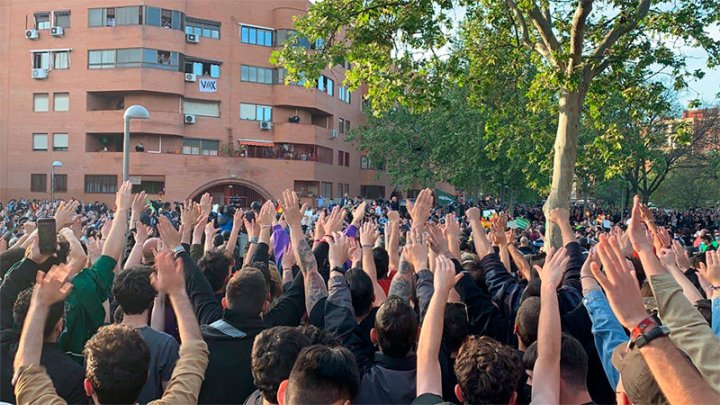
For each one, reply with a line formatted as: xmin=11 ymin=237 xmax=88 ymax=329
xmin=250 ymin=201 xmax=262 ymax=210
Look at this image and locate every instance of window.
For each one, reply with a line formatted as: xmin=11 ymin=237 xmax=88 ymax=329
xmin=317 ymin=146 xmax=334 ymax=164
xmin=344 ymin=152 xmax=350 ymax=167
xmin=33 ymin=133 xmax=48 ymax=151
xmin=338 ymin=118 xmax=345 ymax=134
xmin=186 ymin=18 xmax=220 ymax=38
xmin=53 ymin=174 xmax=67 ymax=192
xmin=361 ymin=185 xmax=386 ymax=199
xmin=361 ymin=156 xmax=369 ymax=169
xmin=294 ymin=181 xmax=319 ymax=198
xmin=184 ymin=59 xmax=221 ymax=78
xmin=31 ymin=51 xmax=68 ymax=69
xmin=85 ymin=175 xmax=117 ymax=193
xmin=182 ymin=138 xmax=219 ymax=155
xmin=321 ymin=182 xmax=332 ymax=198
xmin=31 ymin=174 xmax=47 ymax=192
xmin=339 ymin=86 xmax=351 ymax=103
xmin=53 ymin=133 xmax=69 ymax=151
xmin=337 ymin=150 xmax=343 ymax=166
xmin=54 ymin=51 xmax=69 ymax=69
xmin=54 ymin=11 xmax=70 ymax=28
xmin=239 ymin=103 xmax=271 ymax=121
xmin=131 ymin=180 xmax=165 ymax=194
xmin=318 ymin=75 xmax=334 ymax=96
xmin=337 ymin=183 xmax=350 ymax=197
xmin=35 ymin=12 xmax=50 ymax=29
xmin=240 ymin=25 xmax=273 ymax=47
xmin=34 ymin=93 xmax=49 ymax=112
xmin=361 ymin=156 xmax=384 ymax=170
xmin=88 ymin=48 xmax=179 ymax=70
xmin=183 ymin=100 xmax=220 ymax=117
xmin=53 ymin=93 xmax=69 ymax=111
xmin=241 ymin=65 xmax=273 ymax=84
xmin=33 ymin=52 xmax=50 ymax=69
xmin=144 ymin=8 xmax=182 ymax=29
xmin=276 ymin=68 xmax=307 ymax=86
xmin=345 ymin=120 xmax=351 ymax=133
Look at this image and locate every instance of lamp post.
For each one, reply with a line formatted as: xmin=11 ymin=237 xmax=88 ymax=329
xmin=123 ymin=105 xmax=150 ymax=182
xmin=51 ymin=160 xmax=63 ymax=201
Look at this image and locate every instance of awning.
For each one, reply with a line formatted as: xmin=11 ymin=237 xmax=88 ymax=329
xmin=236 ymin=139 xmax=274 ymax=147
xmin=435 ymin=189 xmax=457 ymax=206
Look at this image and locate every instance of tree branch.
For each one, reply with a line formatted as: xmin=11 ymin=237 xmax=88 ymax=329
xmin=527 ymin=2 xmax=563 ymax=68
xmin=505 ymin=0 xmax=553 ymax=63
xmin=568 ymin=0 xmax=594 ymax=75
xmin=590 ymin=0 xmax=651 ymax=71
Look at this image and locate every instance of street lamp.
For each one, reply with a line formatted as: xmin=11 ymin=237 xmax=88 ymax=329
xmin=123 ymin=105 xmax=150 ymax=182
xmin=51 ymin=160 xmax=63 ymax=201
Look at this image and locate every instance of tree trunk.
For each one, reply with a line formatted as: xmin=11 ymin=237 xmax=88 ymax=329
xmin=544 ymin=88 xmax=584 ymax=248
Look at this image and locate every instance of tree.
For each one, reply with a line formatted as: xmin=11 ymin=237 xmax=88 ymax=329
xmin=274 ymin=0 xmax=720 ymax=246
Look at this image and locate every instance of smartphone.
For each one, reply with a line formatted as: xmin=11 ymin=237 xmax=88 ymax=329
xmin=37 ymin=218 xmax=57 ymax=254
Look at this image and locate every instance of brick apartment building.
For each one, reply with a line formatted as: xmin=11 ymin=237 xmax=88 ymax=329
xmin=0 ymin=0 xmax=393 ymax=206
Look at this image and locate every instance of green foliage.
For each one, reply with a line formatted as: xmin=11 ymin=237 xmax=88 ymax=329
xmin=652 ymin=154 xmax=720 ymax=209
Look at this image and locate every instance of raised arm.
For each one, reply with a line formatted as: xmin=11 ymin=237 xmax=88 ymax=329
xmin=530 ymin=247 xmax=569 ymax=404
xmin=387 ymin=210 xmax=401 ymax=271
xmin=180 ymin=201 xmax=201 ymax=247
xmin=124 ymin=222 xmax=150 ymax=270
xmin=359 ymin=221 xmax=387 ymax=306
xmin=102 ymin=181 xmax=133 ymax=266
xmin=416 ymin=255 xmax=461 ymax=397
xmin=279 ymin=189 xmax=327 ymax=315
xmin=406 ymin=188 xmax=433 ymax=232
xmin=492 ymin=214 xmax=511 ymax=272
xmin=224 ymin=208 xmax=244 ymax=260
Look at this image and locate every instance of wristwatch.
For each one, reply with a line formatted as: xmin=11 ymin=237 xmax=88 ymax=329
xmin=628 ymin=317 xmax=670 ymax=349
xmin=250 ymin=236 xmax=259 ymax=244
xmin=331 ymin=266 xmax=348 ymax=275
xmin=171 ymin=245 xmax=185 ymax=257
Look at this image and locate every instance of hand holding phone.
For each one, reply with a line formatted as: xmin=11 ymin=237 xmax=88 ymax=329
xmin=37 ymin=218 xmax=57 ymax=255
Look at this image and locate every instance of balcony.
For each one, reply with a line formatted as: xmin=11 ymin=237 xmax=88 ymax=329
xmin=273 ymin=122 xmax=333 ymax=144
xmin=85 ymin=110 xmax=185 ymax=136
xmin=272 ymin=84 xmax=336 ymax=115
xmin=84 ymin=68 xmax=185 ymax=95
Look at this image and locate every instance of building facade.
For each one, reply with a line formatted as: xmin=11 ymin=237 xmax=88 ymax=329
xmin=0 ymin=0 xmax=391 ymax=206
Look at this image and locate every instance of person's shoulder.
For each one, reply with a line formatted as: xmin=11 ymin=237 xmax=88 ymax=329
xmin=139 ymin=327 xmax=179 ymax=345
xmin=412 ymin=393 xmax=454 ymax=405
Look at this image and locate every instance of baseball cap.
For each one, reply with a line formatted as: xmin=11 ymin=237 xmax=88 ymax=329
xmin=611 ymin=343 xmax=668 ymax=405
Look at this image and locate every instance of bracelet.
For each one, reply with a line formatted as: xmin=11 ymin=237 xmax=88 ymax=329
xmin=361 ymin=244 xmax=373 ymax=249
xmin=171 ymin=245 xmax=185 ymax=256
xmin=250 ymin=236 xmax=259 ymax=244
xmin=710 ymin=285 xmax=720 ymax=291
xmin=580 ymin=275 xmax=596 ymax=281
xmin=260 ymin=225 xmax=272 ymax=229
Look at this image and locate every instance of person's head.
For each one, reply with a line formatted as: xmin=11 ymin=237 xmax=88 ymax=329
xmin=514 ymin=297 xmax=540 ymax=349
xmin=112 ymin=265 xmax=156 ymax=315
xmin=371 ymin=296 xmax=418 ymax=358
xmin=252 ymin=326 xmax=312 ymax=404
xmin=13 ymin=287 xmax=64 ymax=340
xmin=278 ymin=345 xmax=360 ymax=405
xmin=444 ymin=303 xmax=470 ymax=354
xmin=346 ymin=268 xmax=374 ymax=318
xmin=454 ymin=336 xmax=522 ymax=405
xmin=1 ymin=247 xmax=26 ymax=278
xmin=558 ymin=334 xmax=589 ymax=392
xmin=297 ymin=324 xmax=341 ymax=346
xmin=198 ymin=250 xmax=231 ymax=293
xmin=373 ymin=247 xmax=390 ymax=280
xmin=519 ymin=236 xmax=530 ymax=247
xmin=224 ymin=268 xmax=270 ymax=316
xmin=84 ymin=324 xmax=150 ymax=404
xmin=141 ymin=238 xmax=160 ymax=264
xmin=462 ymin=259 xmax=487 ymax=292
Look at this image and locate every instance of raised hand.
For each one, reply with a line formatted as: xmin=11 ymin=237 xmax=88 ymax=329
xmin=115 ymin=181 xmax=133 ymax=211
xmin=406 ymin=188 xmax=433 ymax=228
xmin=204 ymin=220 xmax=219 ymax=239
xmin=243 ymin=217 xmax=258 ymax=240
xmin=671 ymin=240 xmax=692 ymax=271
xmin=86 ymin=237 xmax=104 ymax=263
xmin=547 ymin=208 xmax=569 ymax=225
xmin=180 ymin=200 xmax=201 ymax=228
xmin=23 ymin=221 xmax=36 ymax=234
xmin=328 ymin=232 xmax=350 ymax=269
xmin=658 ymin=247 xmax=678 ymax=270
xmin=387 ymin=210 xmax=400 ymax=222
xmin=699 ymin=250 xmax=720 ymax=287
xmin=134 ymin=221 xmax=152 ymax=245
xmin=282 ymin=244 xmax=297 ymax=269
xmin=257 ymin=200 xmax=276 ymax=227
xmin=131 ymin=191 xmax=148 ymax=217
xmin=34 ymin=264 xmax=73 ymax=307
xmin=404 ymin=227 xmax=429 ymax=272
xmin=427 ymin=222 xmax=450 ymax=257
xmin=279 ymin=189 xmax=303 ymax=226
xmin=151 ymin=250 xmax=186 ymax=296
xmin=534 ymin=247 xmax=569 ymax=289
xmin=324 ymin=206 xmax=345 ymax=234
xmin=199 ymin=192 xmax=212 ymax=216
xmin=54 ymin=200 xmax=79 ymax=227
xmin=444 ymin=213 xmax=460 ymax=239
xmin=611 ymin=226 xmax=633 ymax=258
xmin=193 ymin=214 xmax=208 ymax=242
xmin=100 ymin=219 xmax=112 ymax=241
xmin=639 ymin=203 xmax=655 ymax=225
xmin=70 ymin=216 xmax=83 ymax=240
xmin=433 ymin=254 xmax=462 ymax=294
xmin=492 ymin=214 xmax=509 ymax=246
xmin=360 ymin=221 xmax=379 ymax=248
xmin=313 ymin=211 xmax=327 ymax=242
xmin=351 ymin=201 xmax=368 ymax=226
xmin=592 ymin=234 xmax=648 ymax=329
xmin=157 ymin=215 xmax=181 ymax=251
xmin=627 ymin=196 xmax=653 ymax=253
xmin=231 ymin=207 xmax=244 ymax=231
xmin=655 ymin=226 xmax=672 ymax=249
xmin=26 ymin=233 xmax=53 ymax=264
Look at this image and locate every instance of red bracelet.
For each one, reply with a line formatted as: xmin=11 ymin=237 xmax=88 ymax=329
xmin=630 ymin=316 xmax=658 ymax=341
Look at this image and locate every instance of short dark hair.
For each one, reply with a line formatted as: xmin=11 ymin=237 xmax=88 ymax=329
xmin=523 ymin=334 xmax=588 ymax=389
xmin=454 ymin=336 xmax=522 ymax=405
xmin=462 ymin=260 xmax=488 ymax=293
xmin=199 ymin=250 xmax=230 ymax=292
xmin=112 ymin=266 xmax=156 ymax=315
xmin=226 ymin=268 xmax=268 ymax=316
xmin=286 ymin=345 xmax=360 ymax=404
xmin=1 ymin=247 xmax=26 ymax=278
xmin=373 ymin=247 xmax=390 ymax=280
xmin=515 ymin=297 xmax=540 ymax=347
xmin=297 ymin=325 xmax=341 ymax=346
xmin=84 ymin=324 xmax=150 ymax=404
xmin=13 ymin=287 xmax=63 ymax=337
xmin=374 ymin=296 xmax=418 ymax=358
xmin=252 ymin=326 xmax=311 ymax=403
xmin=444 ymin=303 xmax=470 ymax=354
xmin=346 ymin=268 xmax=374 ymax=318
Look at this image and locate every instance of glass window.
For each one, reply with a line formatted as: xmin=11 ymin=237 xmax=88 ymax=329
xmin=186 ymin=18 xmax=221 ymax=38
xmin=54 ymin=93 xmax=69 ymax=111
xmin=54 ymin=11 xmax=70 ymax=28
xmin=53 ymin=174 xmax=67 ymax=192
xmin=172 ymin=10 xmax=183 ymax=30
xmin=240 ymin=103 xmax=255 ymax=120
xmin=338 ymin=118 xmax=345 ymax=134
xmin=105 ymin=8 xmax=116 ymax=26
xmin=240 ymin=25 xmax=273 ymax=47
xmin=257 ymin=105 xmax=272 ymax=121
xmin=183 ymin=100 xmax=220 ymax=117
xmin=161 ymin=9 xmax=172 ymax=28
xmin=327 ymin=78 xmax=334 ymax=96
xmin=182 ymin=139 xmax=216 ymax=155
xmin=33 ymin=52 xmax=50 ymax=69
xmin=33 ymin=133 xmax=48 ymax=151
xmin=361 ymin=156 xmax=369 ymax=169
xmin=33 ymin=93 xmax=49 ymax=112
xmin=338 ymin=151 xmax=343 ymax=166
xmin=201 ymin=140 xmax=219 ymax=155
xmin=53 ymin=133 xmax=69 ymax=151
xmin=35 ymin=12 xmax=50 ymax=29
xmin=54 ymin=51 xmax=69 ymax=69
xmin=116 ymin=6 xmax=141 ymax=25
xmin=321 ymin=182 xmax=332 ymax=198
xmin=102 ymin=50 xmax=116 ymax=66
xmin=132 ymin=180 xmax=164 ymax=194
xmin=145 ymin=7 xmax=161 ymax=26
xmin=31 ymin=174 xmax=47 ymax=192
xmin=339 ymin=86 xmax=351 ymax=103
xmin=88 ymin=8 xmax=103 ymax=27
xmin=85 ymin=175 xmax=117 ymax=193
xmin=183 ymin=138 xmax=201 ymax=155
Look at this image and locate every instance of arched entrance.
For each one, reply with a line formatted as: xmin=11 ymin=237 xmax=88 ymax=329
xmin=189 ymin=179 xmax=273 ymax=208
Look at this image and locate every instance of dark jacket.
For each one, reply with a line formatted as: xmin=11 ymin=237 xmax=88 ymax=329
xmin=179 ymin=245 xmax=305 ymax=404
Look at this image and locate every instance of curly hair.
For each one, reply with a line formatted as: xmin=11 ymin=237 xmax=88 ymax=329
xmin=454 ymin=336 xmax=522 ymax=405
xmin=112 ymin=265 xmax=157 ymax=315
xmin=84 ymin=324 xmax=150 ymax=404
xmin=251 ymin=326 xmax=311 ymax=403
xmin=13 ymin=287 xmax=64 ymax=337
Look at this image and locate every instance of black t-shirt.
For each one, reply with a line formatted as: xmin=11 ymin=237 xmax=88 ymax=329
xmin=412 ymin=392 xmax=455 ymax=405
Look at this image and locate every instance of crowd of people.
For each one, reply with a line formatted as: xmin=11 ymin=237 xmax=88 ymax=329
xmin=0 ymin=185 xmax=719 ymax=404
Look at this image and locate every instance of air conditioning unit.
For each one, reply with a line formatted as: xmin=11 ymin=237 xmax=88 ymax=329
xmin=259 ymin=121 xmax=272 ymax=130
xmin=184 ymin=73 xmax=197 ymax=82
xmin=25 ymin=29 xmax=39 ymax=40
xmin=50 ymin=26 xmax=64 ymax=37
xmin=329 ymin=129 xmax=338 ymax=138
xmin=31 ymin=68 xmax=48 ymax=80
xmin=186 ymin=33 xmax=199 ymax=43
xmin=184 ymin=114 xmax=196 ymax=124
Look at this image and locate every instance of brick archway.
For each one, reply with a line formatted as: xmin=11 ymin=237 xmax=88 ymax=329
xmin=188 ymin=178 xmax=273 ymax=208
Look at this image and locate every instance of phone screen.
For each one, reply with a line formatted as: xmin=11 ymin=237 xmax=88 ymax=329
xmin=37 ymin=218 xmax=57 ymax=254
